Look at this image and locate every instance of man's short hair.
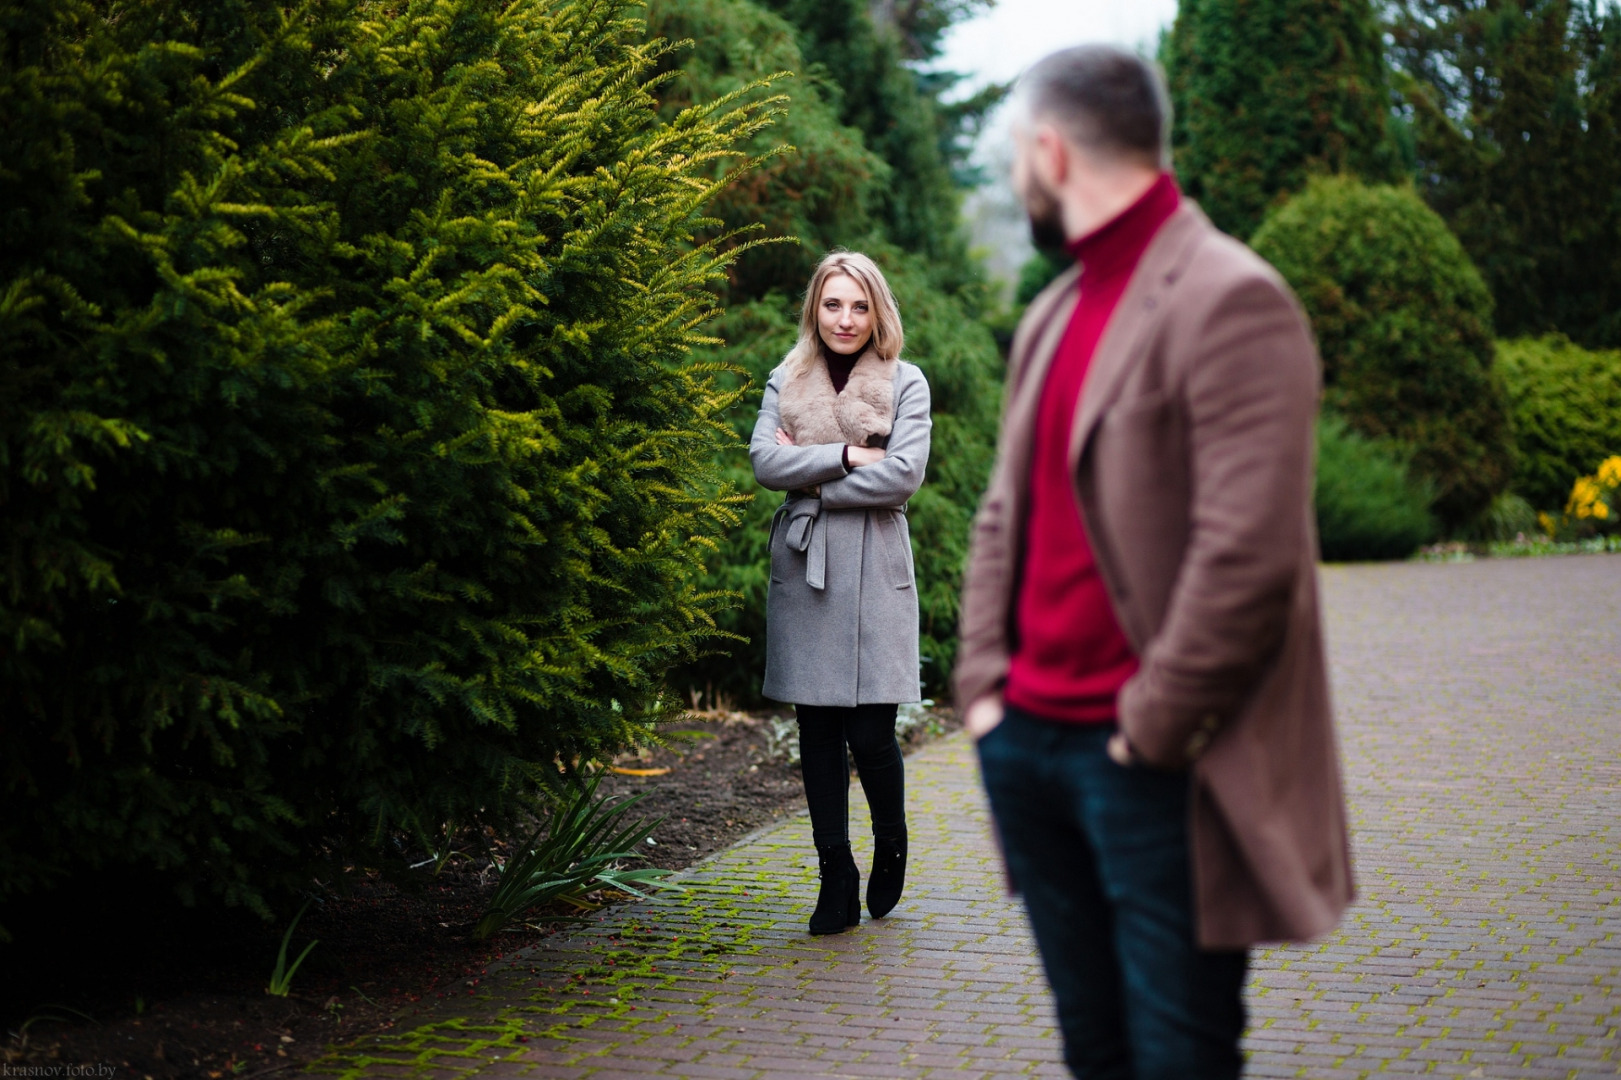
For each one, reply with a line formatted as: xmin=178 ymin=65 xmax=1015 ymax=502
xmin=1018 ymin=45 xmax=1171 ymax=170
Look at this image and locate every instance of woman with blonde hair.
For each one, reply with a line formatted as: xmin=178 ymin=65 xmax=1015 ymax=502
xmin=749 ymin=250 xmax=932 ymax=935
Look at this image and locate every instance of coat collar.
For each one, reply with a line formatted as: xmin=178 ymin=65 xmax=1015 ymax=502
xmin=1064 ymin=202 xmax=1213 ymax=469
xmin=777 ymin=347 xmax=899 ymax=447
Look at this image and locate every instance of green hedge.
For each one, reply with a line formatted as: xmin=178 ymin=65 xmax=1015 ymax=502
xmin=1251 ymin=176 xmax=1513 ymax=530
xmin=0 ymin=0 xmax=767 ymax=920
xmin=1315 ymin=414 xmax=1437 ymax=561
xmin=1495 ymin=335 xmax=1621 ymax=512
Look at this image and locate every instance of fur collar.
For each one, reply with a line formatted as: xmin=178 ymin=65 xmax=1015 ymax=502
xmin=777 ymin=349 xmax=898 ymax=447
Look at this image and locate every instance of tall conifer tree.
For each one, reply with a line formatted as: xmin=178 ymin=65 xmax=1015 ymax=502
xmin=1388 ymin=0 xmax=1621 ymax=348
xmin=1167 ymin=0 xmax=1399 ymax=238
xmin=755 ymin=0 xmax=998 ymax=290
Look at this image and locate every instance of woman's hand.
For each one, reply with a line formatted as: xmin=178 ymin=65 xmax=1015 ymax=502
xmin=775 ymin=427 xmax=795 ymax=446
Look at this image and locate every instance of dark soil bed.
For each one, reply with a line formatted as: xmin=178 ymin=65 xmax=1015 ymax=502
xmin=1 ymin=706 xmax=958 ymax=1079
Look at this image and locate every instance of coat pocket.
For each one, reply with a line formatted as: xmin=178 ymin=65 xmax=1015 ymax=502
xmin=769 ymin=506 xmax=788 ymax=584
xmin=876 ymin=509 xmax=914 ymax=590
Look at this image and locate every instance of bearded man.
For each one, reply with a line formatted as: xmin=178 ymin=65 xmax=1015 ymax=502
xmin=954 ymin=45 xmax=1354 ymax=1079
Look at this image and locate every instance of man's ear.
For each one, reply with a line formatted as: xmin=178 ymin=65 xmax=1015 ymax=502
xmin=1031 ymin=123 xmax=1070 ymax=189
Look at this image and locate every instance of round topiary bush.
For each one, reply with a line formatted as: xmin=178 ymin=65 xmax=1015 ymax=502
xmin=0 ymin=0 xmax=771 ymax=922
xmin=1314 ymin=414 xmax=1437 ymax=561
xmin=1495 ymin=335 xmax=1621 ymax=512
xmin=1251 ymin=176 xmax=1514 ymax=529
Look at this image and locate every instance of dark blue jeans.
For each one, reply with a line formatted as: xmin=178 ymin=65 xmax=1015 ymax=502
xmin=977 ymin=705 xmax=1248 ymax=1080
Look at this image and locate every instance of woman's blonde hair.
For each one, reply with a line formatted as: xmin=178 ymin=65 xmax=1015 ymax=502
xmin=779 ymin=251 xmax=904 ymax=379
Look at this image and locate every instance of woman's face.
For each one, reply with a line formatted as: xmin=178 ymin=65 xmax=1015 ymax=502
xmin=817 ymin=272 xmax=873 ymax=356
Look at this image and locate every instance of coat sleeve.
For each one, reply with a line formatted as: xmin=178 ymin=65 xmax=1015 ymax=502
xmin=750 ymin=370 xmax=851 ymax=492
xmin=952 ymin=455 xmax=1016 ymax=710
xmin=817 ymin=366 xmax=931 ymax=510
xmin=1116 ymin=271 xmax=1321 ymax=769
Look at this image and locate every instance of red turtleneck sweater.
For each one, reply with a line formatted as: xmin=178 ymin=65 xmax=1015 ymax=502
xmin=1004 ymin=173 xmax=1181 ymax=723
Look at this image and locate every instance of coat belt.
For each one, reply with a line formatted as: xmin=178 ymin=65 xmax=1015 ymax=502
xmin=776 ymin=495 xmax=908 ymax=591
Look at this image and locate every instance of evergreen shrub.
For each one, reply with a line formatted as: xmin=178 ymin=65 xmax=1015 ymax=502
xmin=1495 ymin=335 xmax=1621 ymax=512
xmin=1468 ymin=492 xmax=1539 ymax=544
xmin=755 ymin=0 xmax=989 ymax=288
xmin=0 ymin=0 xmax=771 ymax=919
xmin=647 ymin=0 xmax=889 ymax=302
xmin=1314 ymin=414 xmax=1437 ymax=562
xmin=1251 ymin=176 xmax=1514 ymax=530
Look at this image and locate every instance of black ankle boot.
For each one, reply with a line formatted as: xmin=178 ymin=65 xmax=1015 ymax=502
xmin=809 ymin=843 xmax=861 ymax=935
xmin=866 ymin=833 xmax=907 ymax=919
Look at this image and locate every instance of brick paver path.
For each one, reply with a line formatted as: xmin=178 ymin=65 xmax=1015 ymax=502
xmin=307 ymin=556 xmax=1620 ymax=1079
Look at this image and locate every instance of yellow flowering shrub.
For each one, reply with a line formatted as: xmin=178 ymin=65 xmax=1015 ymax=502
xmin=1570 ymin=477 xmax=1610 ymax=520
xmin=1550 ymin=455 xmax=1621 ymax=536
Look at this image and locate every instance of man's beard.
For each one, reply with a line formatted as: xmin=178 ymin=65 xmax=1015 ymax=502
xmin=1025 ymin=181 xmax=1067 ymax=257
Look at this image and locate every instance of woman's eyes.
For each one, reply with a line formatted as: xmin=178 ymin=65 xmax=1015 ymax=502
xmin=824 ymin=301 xmax=870 ymax=312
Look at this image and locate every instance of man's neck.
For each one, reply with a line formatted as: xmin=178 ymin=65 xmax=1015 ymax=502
xmin=1062 ymin=166 xmax=1162 ymax=243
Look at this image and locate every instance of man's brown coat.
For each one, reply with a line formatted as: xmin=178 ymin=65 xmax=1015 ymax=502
xmin=954 ymin=202 xmax=1354 ymax=948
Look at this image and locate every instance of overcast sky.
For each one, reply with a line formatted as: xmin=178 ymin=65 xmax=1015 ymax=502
xmin=936 ymin=0 xmax=1179 ymax=92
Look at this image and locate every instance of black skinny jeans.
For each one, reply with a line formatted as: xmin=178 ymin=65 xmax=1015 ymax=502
xmin=795 ymin=703 xmax=906 ymax=848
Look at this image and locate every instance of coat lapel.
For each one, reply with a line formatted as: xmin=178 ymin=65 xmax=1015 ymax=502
xmin=1067 ymin=204 xmax=1211 ymax=471
xmin=1009 ymin=264 xmax=1082 ymax=402
xmin=1001 ymin=263 xmax=1082 ymax=529
xmin=835 ymin=350 xmax=898 ymax=445
xmin=777 ymin=357 xmax=844 ymax=445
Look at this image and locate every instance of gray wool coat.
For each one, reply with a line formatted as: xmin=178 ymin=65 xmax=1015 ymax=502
xmin=750 ymin=353 xmax=931 ymax=706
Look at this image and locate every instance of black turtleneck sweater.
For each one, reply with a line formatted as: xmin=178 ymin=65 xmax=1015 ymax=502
xmin=824 ymin=345 xmax=858 ymax=394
